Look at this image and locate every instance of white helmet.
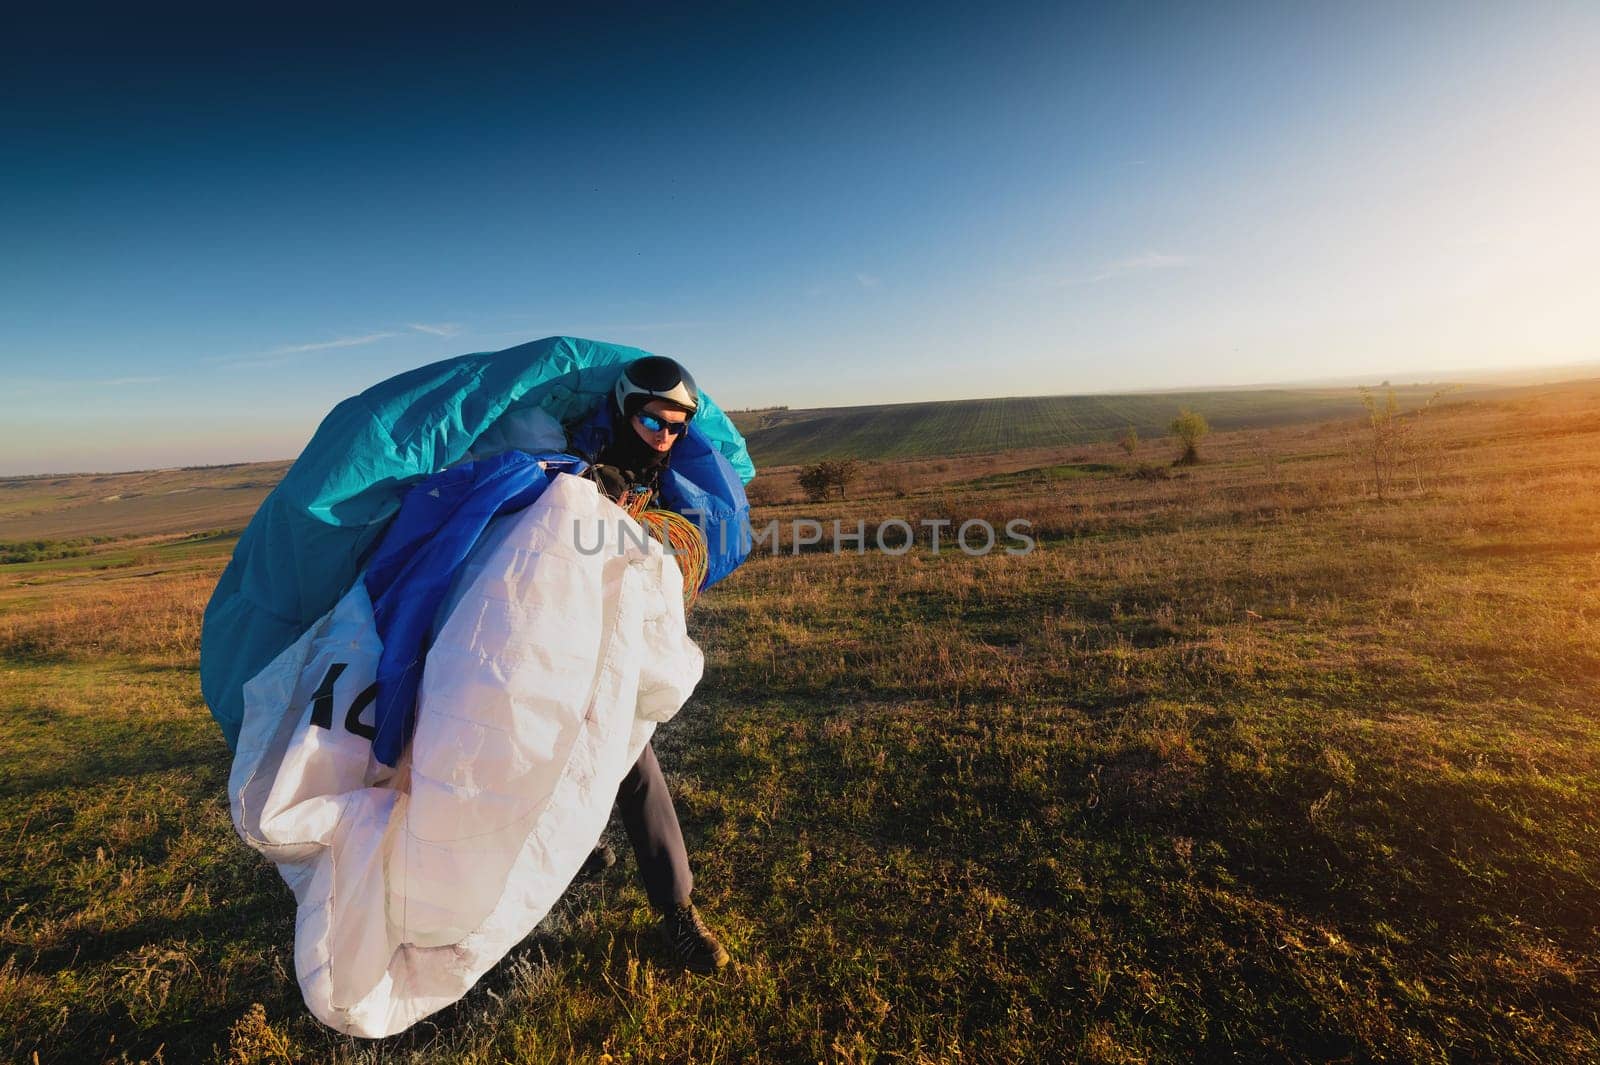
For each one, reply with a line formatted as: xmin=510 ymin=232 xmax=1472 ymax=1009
xmin=614 ymin=356 xmax=699 ymax=421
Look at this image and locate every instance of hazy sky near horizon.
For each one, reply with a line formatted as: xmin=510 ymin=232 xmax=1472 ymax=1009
xmin=3 ymin=3 xmax=1598 ymax=475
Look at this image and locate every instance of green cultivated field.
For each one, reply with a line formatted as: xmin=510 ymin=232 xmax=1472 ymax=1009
xmin=2 ymin=383 xmax=1599 ymax=1062
xmin=730 ymin=385 xmax=1480 ymax=466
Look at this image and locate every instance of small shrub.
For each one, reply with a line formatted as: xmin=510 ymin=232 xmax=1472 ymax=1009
xmin=1118 ymin=426 xmax=1140 ymax=457
xmin=1170 ymin=408 xmax=1210 ymax=465
xmin=744 ymin=478 xmax=782 ymax=506
xmin=871 ymin=463 xmax=913 ymax=497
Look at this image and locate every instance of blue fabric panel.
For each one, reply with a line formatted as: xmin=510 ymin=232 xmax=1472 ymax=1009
xmin=361 ymin=451 xmax=585 ymax=767
xmin=657 ymin=426 xmax=752 ymax=589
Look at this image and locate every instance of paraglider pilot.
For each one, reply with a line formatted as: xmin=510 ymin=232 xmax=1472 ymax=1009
xmin=574 ymin=355 xmax=731 ymax=973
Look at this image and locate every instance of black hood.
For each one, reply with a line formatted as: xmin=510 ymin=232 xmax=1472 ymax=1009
xmin=595 ymin=402 xmax=672 ymax=484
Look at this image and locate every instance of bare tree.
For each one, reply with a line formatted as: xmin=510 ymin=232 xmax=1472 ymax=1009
xmin=798 ymin=459 xmax=862 ymax=502
xmin=1359 ymin=385 xmax=1453 ymax=499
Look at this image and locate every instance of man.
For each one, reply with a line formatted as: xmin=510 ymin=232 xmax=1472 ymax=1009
xmin=574 ymin=355 xmax=731 ymax=974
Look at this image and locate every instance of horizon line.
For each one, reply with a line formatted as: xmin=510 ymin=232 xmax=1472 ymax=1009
xmin=6 ymin=358 xmax=1598 ymax=480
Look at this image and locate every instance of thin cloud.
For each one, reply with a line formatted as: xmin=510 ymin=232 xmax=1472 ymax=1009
xmin=272 ymin=332 xmax=398 ymax=354
xmin=212 ymin=331 xmax=399 ymax=368
xmin=1028 ymin=252 xmax=1190 ymax=288
xmin=805 ymin=275 xmax=882 ymax=297
xmin=577 ymin=321 xmax=716 ymax=333
xmin=1101 ymin=252 xmax=1187 ymax=276
xmin=95 ymin=376 xmax=166 ymax=386
xmin=407 ymin=322 xmax=461 ymax=337
xmin=464 ymin=329 xmax=556 ymax=342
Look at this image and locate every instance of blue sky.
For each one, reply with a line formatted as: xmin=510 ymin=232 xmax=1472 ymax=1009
xmin=3 ymin=3 xmax=1597 ymax=474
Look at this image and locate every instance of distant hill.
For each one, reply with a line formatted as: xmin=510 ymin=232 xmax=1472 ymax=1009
xmin=0 ymin=461 xmax=291 ymax=541
xmin=9 ymin=378 xmax=1595 ymax=542
xmin=728 ymin=384 xmax=1472 ymax=467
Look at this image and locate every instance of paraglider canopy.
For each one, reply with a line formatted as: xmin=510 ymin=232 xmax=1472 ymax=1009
xmin=201 ymin=336 xmax=754 ymax=751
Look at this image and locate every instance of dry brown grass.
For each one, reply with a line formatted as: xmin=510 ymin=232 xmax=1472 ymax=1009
xmin=4 ymin=381 xmax=1600 ymax=1063
xmin=0 ymin=570 xmax=213 ymax=661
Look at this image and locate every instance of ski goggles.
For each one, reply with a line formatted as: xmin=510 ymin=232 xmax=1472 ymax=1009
xmin=635 ymin=412 xmax=689 ymax=436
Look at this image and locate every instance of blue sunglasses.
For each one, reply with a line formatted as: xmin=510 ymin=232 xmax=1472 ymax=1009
xmin=636 ymin=411 xmax=689 ymax=436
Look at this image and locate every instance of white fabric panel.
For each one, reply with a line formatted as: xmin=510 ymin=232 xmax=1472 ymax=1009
xmin=463 ymin=404 xmax=570 ymax=463
xmin=228 ymin=474 xmax=703 ymax=1037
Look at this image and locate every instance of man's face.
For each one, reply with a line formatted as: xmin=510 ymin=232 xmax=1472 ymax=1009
xmin=630 ymin=399 xmax=689 ymax=453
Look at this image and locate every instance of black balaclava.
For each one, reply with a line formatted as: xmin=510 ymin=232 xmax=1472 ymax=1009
xmin=593 ymin=399 xmax=673 ymax=493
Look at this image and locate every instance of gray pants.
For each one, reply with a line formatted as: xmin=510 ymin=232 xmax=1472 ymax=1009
xmin=615 ymin=742 xmax=693 ymax=912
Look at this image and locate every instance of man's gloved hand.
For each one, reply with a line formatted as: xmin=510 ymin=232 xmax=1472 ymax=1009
xmin=589 ymin=463 xmax=632 ymax=500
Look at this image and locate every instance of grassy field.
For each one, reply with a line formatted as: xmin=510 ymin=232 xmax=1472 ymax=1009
xmin=2 ymin=383 xmax=1599 ymax=1062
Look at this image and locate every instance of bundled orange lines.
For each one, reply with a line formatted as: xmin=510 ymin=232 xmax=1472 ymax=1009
xmin=639 ymin=508 xmax=709 ymax=608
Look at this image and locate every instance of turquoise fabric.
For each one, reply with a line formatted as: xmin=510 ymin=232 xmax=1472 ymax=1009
xmin=200 ymin=336 xmax=754 ymax=751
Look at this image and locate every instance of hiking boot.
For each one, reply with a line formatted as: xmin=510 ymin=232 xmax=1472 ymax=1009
xmin=577 ymin=841 xmax=616 ymax=880
xmin=660 ymin=901 xmax=730 ymax=973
